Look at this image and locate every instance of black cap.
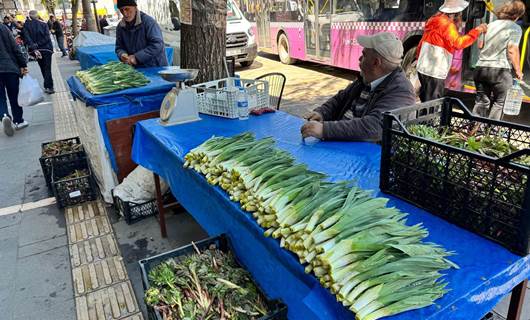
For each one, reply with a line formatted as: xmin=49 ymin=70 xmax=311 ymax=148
xmin=117 ymin=0 xmax=137 ymax=8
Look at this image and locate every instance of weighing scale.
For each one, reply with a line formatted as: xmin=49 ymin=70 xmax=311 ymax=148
xmin=158 ymin=67 xmax=201 ymax=126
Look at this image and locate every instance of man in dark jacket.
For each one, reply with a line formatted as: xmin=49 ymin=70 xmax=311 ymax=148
xmin=301 ymin=32 xmax=415 ymax=142
xmin=0 ymin=24 xmax=29 ymax=136
xmin=49 ymin=15 xmax=67 ymax=57
xmin=99 ymin=15 xmax=109 ymax=34
xmin=23 ymin=10 xmax=54 ymax=94
xmin=115 ymin=0 xmax=168 ymax=68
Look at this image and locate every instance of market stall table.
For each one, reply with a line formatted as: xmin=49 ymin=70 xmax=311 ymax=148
xmin=67 ymin=67 xmax=175 ymax=202
xmin=131 ymin=112 xmax=530 ymax=320
xmin=76 ymin=44 xmax=175 ymax=70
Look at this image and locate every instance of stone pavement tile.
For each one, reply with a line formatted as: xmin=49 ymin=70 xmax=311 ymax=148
xmin=75 ymin=281 xmax=142 ymax=320
xmin=0 ymin=287 xmax=13 ymax=317
xmin=18 ymin=234 xmax=67 ymax=259
xmin=13 ymin=299 xmax=76 ymax=320
xmin=68 ymin=215 xmax=113 ymax=244
xmin=72 ymin=256 xmax=128 ymax=296
xmin=66 ymin=201 xmax=106 ymax=225
xmin=70 ymin=234 xmax=120 ymax=268
xmin=0 ymin=212 xmax=21 ymax=229
xmin=28 ymin=123 xmax=55 ymax=143
xmin=0 ymin=235 xmax=18 ymax=288
xmin=14 ymin=246 xmax=74 ymax=317
xmin=22 ymin=169 xmax=52 ymax=203
xmin=18 ymin=206 xmax=66 ymax=247
xmin=27 ymin=103 xmax=54 ymax=125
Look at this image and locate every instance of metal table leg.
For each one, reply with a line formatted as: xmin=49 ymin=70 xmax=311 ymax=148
xmin=154 ymin=173 xmax=167 ymax=238
xmin=507 ymin=279 xmax=528 ymax=320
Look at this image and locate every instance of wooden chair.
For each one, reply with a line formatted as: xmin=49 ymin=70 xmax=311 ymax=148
xmin=255 ymin=72 xmax=286 ymax=110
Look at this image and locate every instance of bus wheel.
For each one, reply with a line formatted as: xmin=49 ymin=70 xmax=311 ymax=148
xmin=278 ymin=33 xmax=296 ymax=65
xmin=402 ymin=46 xmax=421 ymax=99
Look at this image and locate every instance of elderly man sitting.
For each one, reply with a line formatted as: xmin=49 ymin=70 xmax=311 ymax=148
xmin=301 ymin=32 xmax=415 ymax=142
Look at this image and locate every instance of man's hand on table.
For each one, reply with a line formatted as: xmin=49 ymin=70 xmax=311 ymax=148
xmin=127 ymin=54 xmax=138 ymax=66
xmin=304 ymin=111 xmax=323 ymax=122
xmin=301 ymin=120 xmax=324 ymax=139
xmin=120 ymin=53 xmax=129 ymax=63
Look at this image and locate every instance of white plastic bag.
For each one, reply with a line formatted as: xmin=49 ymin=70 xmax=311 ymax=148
xmin=18 ymin=75 xmax=44 ymax=107
xmin=113 ymin=166 xmax=169 ymax=207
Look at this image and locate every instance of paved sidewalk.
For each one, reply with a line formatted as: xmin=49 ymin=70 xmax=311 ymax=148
xmin=0 ymin=56 xmax=75 ymax=320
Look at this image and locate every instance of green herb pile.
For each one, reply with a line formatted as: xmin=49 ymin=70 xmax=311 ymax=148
xmin=184 ymin=133 xmax=458 ymax=320
xmin=76 ymin=62 xmax=150 ymax=95
xmin=408 ymin=124 xmax=530 ymax=165
xmin=42 ymin=140 xmax=83 ymax=157
xmin=145 ymin=244 xmax=271 ymax=320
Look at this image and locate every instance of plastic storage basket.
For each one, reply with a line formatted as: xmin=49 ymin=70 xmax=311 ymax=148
xmin=193 ymin=77 xmax=269 ymax=119
xmin=40 ymin=137 xmax=86 ymax=187
xmin=112 ymin=190 xmax=175 ymax=225
xmin=52 ymin=158 xmax=98 ymax=208
xmin=380 ymin=97 xmax=530 ymax=255
xmin=139 ymin=234 xmax=288 ymax=320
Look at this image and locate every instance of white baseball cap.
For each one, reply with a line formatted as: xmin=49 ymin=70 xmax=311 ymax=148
xmin=439 ymin=0 xmax=469 ymax=13
xmin=357 ymin=32 xmax=404 ymax=65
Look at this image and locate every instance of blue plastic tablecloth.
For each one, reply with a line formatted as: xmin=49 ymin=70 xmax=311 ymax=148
xmin=131 ymin=112 xmax=530 ymax=320
xmin=67 ymin=67 xmax=175 ymax=107
xmin=76 ymin=44 xmax=174 ymax=70
xmin=67 ymin=67 xmax=174 ymax=173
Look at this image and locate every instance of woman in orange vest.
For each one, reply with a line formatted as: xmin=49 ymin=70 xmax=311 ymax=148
xmin=416 ymin=0 xmax=487 ymax=102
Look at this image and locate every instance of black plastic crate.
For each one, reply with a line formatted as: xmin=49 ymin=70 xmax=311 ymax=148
xmin=113 ymin=190 xmax=177 ymax=225
xmin=52 ymin=158 xmax=98 ymax=208
xmin=380 ymin=97 xmax=530 ymax=255
xmin=139 ymin=234 xmax=288 ymax=320
xmin=40 ymin=137 xmax=86 ymax=187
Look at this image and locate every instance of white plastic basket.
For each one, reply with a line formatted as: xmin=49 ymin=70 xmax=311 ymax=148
xmin=192 ymin=77 xmax=269 ymax=119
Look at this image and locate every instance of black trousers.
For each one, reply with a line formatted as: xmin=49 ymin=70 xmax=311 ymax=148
xmin=55 ymin=35 xmax=67 ymax=55
xmin=472 ymin=67 xmax=512 ymax=120
xmin=0 ymin=73 xmax=23 ymax=123
xmin=418 ymin=72 xmax=445 ymax=102
xmin=37 ymin=50 xmax=54 ymax=90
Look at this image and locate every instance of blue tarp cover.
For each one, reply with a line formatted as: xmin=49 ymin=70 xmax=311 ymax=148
xmin=131 ymin=112 xmax=530 ymax=320
xmin=76 ymin=44 xmax=174 ymax=70
xmin=96 ymin=94 xmax=167 ymax=172
xmin=67 ymin=67 xmax=174 ymax=107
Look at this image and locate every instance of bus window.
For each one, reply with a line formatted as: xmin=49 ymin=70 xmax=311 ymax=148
xmin=270 ymin=0 xmax=302 ymax=22
xmin=335 ymin=0 xmax=361 ymax=13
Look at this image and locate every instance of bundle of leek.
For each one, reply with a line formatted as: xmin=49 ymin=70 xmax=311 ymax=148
xmin=75 ymin=61 xmax=150 ymax=95
xmin=184 ymin=133 xmax=459 ymax=320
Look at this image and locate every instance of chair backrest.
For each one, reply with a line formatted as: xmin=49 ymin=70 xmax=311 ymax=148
xmin=255 ymin=72 xmax=286 ymax=110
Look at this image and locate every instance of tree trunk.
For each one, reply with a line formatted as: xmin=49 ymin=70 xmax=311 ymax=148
xmin=71 ymin=0 xmax=79 ymax=36
xmin=181 ymin=0 xmax=227 ymax=84
xmin=42 ymin=0 xmax=56 ymax=15
xmin=81 ymin=0 xmax=98 ymax=32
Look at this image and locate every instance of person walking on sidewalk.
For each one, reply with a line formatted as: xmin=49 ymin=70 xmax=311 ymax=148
xmin=473 ymin=1 xmax=526 ymax=120
xmin=416 ymin=0 xmax=488 ymax=102
xmin=49 ymin=15 xmax=67 ymax=57
xmin=23 ymin=10 xmax=54 ymax=94
xmin=0 ymin=23 xmax=29 ymax=136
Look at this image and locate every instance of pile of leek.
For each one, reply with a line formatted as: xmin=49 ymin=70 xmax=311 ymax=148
xmin=75 ymin=61 xmax=150 ymax=95
xmin=184 ymin=133 xmax=458 ymax=320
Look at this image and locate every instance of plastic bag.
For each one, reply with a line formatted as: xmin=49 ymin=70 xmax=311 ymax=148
xmin=113 ymin=166 xmax=169 ymax=207
xmin=18 ymin=75 xmax=44 ymax=107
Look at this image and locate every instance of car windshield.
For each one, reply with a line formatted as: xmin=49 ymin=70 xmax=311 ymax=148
xmin=227 ymin=1 xmax=242 ymax=21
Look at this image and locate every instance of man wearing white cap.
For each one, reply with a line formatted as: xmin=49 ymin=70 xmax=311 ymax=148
xmin=416 ymin=0 xmax=487 ymax=102
xmin=301 ymin=32 xmax=415 ymax=142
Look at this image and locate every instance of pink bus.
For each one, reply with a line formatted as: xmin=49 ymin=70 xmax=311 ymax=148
xmin=235 ymin=0 xmax=530 ymax=100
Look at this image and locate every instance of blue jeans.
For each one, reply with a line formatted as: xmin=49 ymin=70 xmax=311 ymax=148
xmin=0 ymin=73 xmax=23 ymax=124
